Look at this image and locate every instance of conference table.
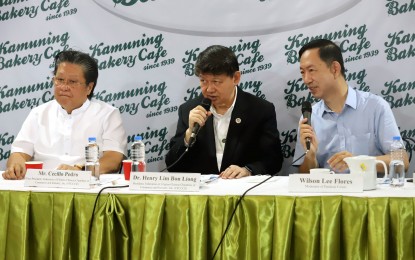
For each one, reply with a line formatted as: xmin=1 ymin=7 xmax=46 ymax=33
xmin=0 ymin=173 xmax=414 ymax=260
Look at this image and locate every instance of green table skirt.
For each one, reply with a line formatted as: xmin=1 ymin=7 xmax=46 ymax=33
xmin=0 ymin=191 xmax=413 ymax=260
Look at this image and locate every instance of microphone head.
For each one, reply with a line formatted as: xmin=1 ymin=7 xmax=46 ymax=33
xmin=301 ymin=101 xmax=312 ymax=113
xmin=200 ymin=98 xmax=212 ymax=111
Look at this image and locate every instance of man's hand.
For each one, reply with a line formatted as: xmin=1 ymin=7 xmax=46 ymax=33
xmin=56 ymin=164 xmax=81 ymax=171
xmin=298 ymin=118 xmax=318 ymax=154
xmin=2 ymin=152 xmax=31 ymax=180
xmin=220 ymin=165 xmax=251 ymax=179
xmin=298 ymin=118 xmax=321 ymax=173
xmin=3 ymin=163 xmax=26 ymax=180
xmin=185 ymin=105 xmax=212 ymax=143
xmin=327 ymin=151 xmax=354 ymax=172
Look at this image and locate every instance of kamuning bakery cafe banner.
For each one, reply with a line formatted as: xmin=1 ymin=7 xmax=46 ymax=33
xmin=0 ymin=0 xmax=414 ymax=174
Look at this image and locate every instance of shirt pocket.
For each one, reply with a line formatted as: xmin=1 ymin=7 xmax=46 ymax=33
xmin=350 ymin=133 xmax=373 ymax=155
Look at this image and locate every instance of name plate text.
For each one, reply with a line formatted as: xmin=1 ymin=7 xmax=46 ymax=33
xmin=289 ymin=173 xmax=363 ymax=193
xmin=24 ymin=169 xmax=91 ymax=189
xmin=130 ymin=172 xmax=200 ymax=192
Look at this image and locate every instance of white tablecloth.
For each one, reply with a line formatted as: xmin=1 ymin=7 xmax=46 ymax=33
xmin=1 ymin=172 xmax=415 ymax=197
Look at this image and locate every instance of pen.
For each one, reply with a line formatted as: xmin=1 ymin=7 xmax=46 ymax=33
xmin=204 ymin=175 xmax=219 ymax=184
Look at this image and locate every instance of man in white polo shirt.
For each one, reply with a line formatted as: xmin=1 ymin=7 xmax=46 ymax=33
xmin=3 ymin=50 xmax=127 ymax=180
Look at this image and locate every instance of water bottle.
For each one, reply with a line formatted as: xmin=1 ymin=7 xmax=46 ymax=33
xmin=389 ymin=136 xmax=405 ymax=187
xmin=131 ymin=136 xmax=146 ymax=172
xmin=85 ymin=137 xmax=100 ymax=183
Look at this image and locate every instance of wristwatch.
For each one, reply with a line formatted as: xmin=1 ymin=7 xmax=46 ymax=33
xmin=74 ymin=164 xmax=85 ymax=170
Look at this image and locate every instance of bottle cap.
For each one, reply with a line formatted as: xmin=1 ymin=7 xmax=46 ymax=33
xmin=88 ymin=137 xmax=97 ymax=142
xmin=134 ymin=136 xmax=142 ymax=141
xmin=393 ymin=136 xmax=401 ymax=141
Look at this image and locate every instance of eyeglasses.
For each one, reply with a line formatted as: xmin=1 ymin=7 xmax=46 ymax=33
xmin=53 ymin=77 xmax=87 ymax=88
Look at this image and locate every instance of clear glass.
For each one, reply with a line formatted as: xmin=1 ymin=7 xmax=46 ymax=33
xmin=389 ymin=160 xmax=405 ymax=187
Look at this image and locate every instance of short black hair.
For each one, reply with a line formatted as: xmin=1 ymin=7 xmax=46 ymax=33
xmin=195 ymin=45 xmax=239 ymax=77
xmin=54 ymin=50 xmax=98 ymax=100
xmin=298 ymin=39 xmax=346 ymax=78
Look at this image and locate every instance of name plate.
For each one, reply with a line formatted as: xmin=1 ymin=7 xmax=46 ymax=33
xmin=24 ymin=169 xmax=91 ymax=189
xmin=289 ymin=173 xmax=363 ymax=193
xmin=130 ymin=172 xmax=200 ymax=192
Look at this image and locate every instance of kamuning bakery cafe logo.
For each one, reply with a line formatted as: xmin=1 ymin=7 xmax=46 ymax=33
xmin=0 ymin=0 xmax=78 ymax=22
xmin=181 ymin=39 xmax=270 ymax=77
xmin=0 ymin=31 xmax=70 ymax=70
xmin=385 ymin=0 xmax=415 ymax=16
xmin=93 ymin=0 xmax=360 ymax=36
xmin=0 ymin=132 xmax=14 ymax=162
xmin=384 ymin=30 xmax=415 ymax=62
xmin=284 ymin=24 xmax=378 ymax=64
xmin=89 ymin=33 xmax=169 ymax=70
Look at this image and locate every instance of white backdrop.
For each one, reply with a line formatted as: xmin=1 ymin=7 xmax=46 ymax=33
xmin=1 ymin=0 xmax=414 ymax=174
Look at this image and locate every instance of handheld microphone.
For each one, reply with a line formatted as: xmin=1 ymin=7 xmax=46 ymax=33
xmin=188 ymin=98 xmax=211 ymax=147
xmin=301 ymin=101 xmax=312 ymax=152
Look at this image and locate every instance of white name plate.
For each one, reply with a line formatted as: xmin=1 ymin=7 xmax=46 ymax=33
xmin=130 ymin=172 xmax=201 ymax=192
xmin=24 ymin=169 xmax=91 ymax=189
xmin=289 ymin=173 xmax=363 ymax=193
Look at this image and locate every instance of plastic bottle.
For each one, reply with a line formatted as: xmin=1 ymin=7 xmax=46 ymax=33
xmin=389 ymin=136 xmax=405 ymax=187
xmin=85 ymin=137 xmax=100 ymax=183
xmin=131 ymin=136 xmax=146 ymax=172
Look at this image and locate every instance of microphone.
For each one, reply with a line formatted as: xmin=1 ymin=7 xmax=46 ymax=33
xmin=301 ymin=101 xmax=312 ymax=152
xmin=188 ymin=98 xmax=211 ymax=147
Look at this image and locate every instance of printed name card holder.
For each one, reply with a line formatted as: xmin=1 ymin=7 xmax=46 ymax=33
xmin=289 ymin=173 xmax=364 ymax=193
xmin=24 ymin=169 xmax=92 ymax=189
xmin=129 ymin=172 xmax=201 ymax=192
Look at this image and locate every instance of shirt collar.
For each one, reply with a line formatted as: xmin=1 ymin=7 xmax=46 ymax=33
xmin=210 ymin=87 xmax=238 ymax=118
xmin=58 ymin=99 xmax=91 ymax=117
xmin=319 ymin=85 xmax=357 ymax=116
xmin=344 ymin=86 xmax=357 ymax=109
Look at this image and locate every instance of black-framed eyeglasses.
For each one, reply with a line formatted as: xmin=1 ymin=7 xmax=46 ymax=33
xmin=53 ymin=77 xmax=87 ymax=88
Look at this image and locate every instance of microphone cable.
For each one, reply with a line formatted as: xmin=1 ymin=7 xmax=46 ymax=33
xmin=163 ymin=98 xmax=210 ymax=171
xmin=86 ymin=184 xmax=129 ymax=260
xmin=402 ymin=136 xmax=414 ymax=162
xmin=160 ymin=148 xmax=189 ymax=172
xmin=211 ymin=152 xmax=307 ymax=260
xmin=86 ymin=153 xmax=307 ymax=259
xmin=87 ymin=103 xmax=208 ymax=258
xmin=87 ymin=145 xmax=191 ymax=258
